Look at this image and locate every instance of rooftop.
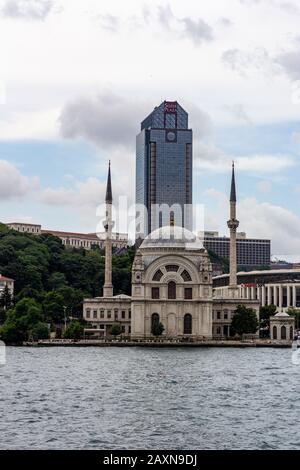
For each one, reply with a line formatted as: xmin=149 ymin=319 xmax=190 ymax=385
xmin=140 ymin=226 xmax=205 ymax=251
xmin=0 ymin=275 xmax=14 ymax=282
xmin=213 ymin=268 xmax=300 ymax=280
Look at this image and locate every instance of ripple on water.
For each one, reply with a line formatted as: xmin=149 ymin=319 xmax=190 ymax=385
xmin=1 ymin=347 xmax=300 ymax=450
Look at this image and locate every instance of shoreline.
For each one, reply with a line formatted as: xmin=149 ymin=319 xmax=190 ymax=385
xmin=20 ymin=339 xmax=296 ymax=349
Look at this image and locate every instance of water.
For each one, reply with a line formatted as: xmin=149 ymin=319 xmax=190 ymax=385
xmin=0 ymin=347 xmax=300 ymax=450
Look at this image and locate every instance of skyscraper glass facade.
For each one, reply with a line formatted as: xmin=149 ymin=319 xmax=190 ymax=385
xmin=136 ymin=101 xmax=193 ymax=238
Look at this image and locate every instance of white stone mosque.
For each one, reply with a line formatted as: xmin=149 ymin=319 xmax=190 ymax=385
xmin=83 ymin=163 xmax=294 ymax=341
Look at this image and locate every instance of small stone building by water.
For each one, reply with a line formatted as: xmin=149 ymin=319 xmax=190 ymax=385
xmin=270 ymin=312 xmax=295 ymax=341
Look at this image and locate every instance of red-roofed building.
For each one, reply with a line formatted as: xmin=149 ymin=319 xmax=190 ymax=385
xmin=0 ymin=275 xmax=14 ymax=296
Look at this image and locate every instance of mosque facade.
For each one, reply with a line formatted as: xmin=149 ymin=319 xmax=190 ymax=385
xmin=82 ymin=162 xmax=273 ymax=340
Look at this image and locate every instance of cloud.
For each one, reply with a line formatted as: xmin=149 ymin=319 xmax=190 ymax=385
xmin=239 ymin=0 xmax=299 ymax=13
xmin=182 ymin=101 xmax=212 ymax=139
xmin=59 ymin=92 xmax=212 ymax=150
xmin=98 ymin=14 xmax=120 ymax=33
xmin=257 ymin=180 xmax=272 ymax=193
xmin=0 ymin=108 xmax=60 ymax=141
xmin=206 ymin=188 xmax=300 ymax=257
xmin=239 ymin=198 xmax=300 ymax=257
xmin=221 ymin=47 xmax=279 ymax=77
xmin=278 ymin=2 xmax=300 ymax=14
xmin=291 ymin=132 xmax=300 ymax=144
xmin=222 ymin=44 xmax=300 ymax=82
xmin=194 ymin=141 xmax=294 ymax=173
xmin=222 ymin=103 xmax=252 ymax=124
xmin=218 ymin=17 xmax=234 ymax=28
xmin=41 ymin=177 xmax=106 ymax=207
xmin=58 ymin=92 xmax=211 ymax=203
xmin=41 ymin=171 xmax=134 ymax=208
xmin=180 ymin=17 xmax=213 ymax=45
xmin=276 ymin=49 xmax=300 ymax=80
xmin=1 ymin=0 xmax=55 ymax=20
xmin=96 ymin=4 xmax=213 ymax=46
xmin=0 ymin=160 xmax=39 ymax=200
xmin=59 ymin=91 xmax=148 ymax=150
xmin=157 ymin=4 xmax=214 ymax=45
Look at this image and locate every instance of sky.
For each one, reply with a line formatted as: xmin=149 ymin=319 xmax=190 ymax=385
xmin=0 ymin=0 xmax=300 ymax=259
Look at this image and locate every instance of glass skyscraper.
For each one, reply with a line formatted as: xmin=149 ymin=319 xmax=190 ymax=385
xmin=136 ymin=101 xmax=193 ymax=239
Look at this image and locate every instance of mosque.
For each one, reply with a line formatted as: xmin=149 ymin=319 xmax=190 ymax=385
xmin=83 ymin=162 xmax=267 ymax=340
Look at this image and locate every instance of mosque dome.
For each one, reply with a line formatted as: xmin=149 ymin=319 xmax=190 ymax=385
xmin=140 ymin=225 xmax=205 ymax=251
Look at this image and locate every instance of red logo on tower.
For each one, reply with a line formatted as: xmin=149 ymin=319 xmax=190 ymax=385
xmin=164 ymin=101 xmax=177 ymax=113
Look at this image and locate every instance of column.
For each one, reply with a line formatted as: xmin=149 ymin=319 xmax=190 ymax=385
xmin=267 ymin=285 xmax=272 ymax=305
xmin=293 ymin=285 xmax=297 ymax=307
xmin=274 ymin=285 xmax=278 ymax=307
xmin=287 ymin=285 xmax=291 ymax=308
xmin=251 ymin=287 xmax=255 ymax=300
xmin=279 ymin=285 xmax=283 ymax=311
xmin=262 ymin=286 xmax=266 ymax=306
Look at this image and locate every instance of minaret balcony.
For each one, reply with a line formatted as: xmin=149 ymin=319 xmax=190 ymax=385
xmin=227 ymin=219 xmax=239 ymax=230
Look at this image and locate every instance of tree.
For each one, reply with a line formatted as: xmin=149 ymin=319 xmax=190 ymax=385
xmin=0 ymin=320 xmax=24 ymax=344
xmin=0 ymin=308 xmax=7 ymax=325
xmin=64 ymin=320 xmax=84 ymax=340
xmin=15 ymin=287 xmax=45 ymax=304
xmin=43 ymin=291 xmax=65 ymax=324
xmin=151 ymin=318 xmax=165 ymax=337
xmin=0 ymin=285 xmax=13 ymax=310
xmin=259 ymin=304 xmax=277 ymax=338
xmin=287 ymin=308 xmax=300 ymax=329
xmin=0 ymin=298 xmax=43 ymax=344
xmin=231 ymin=305 xmax=259 ymax=336
xmin=48 ymin=272 xmax=67 ymax=290
xmin=207 ymin=250 xmax=229 ymax=274
xmin=56 ymin=286 xmax=84 ymax=318
xmin=110 ymin=324 xmax=122 ymax=337
xmin=30 ymin=322 xmax=50 ymax=341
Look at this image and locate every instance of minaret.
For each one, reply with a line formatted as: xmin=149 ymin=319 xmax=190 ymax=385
xmin=227 ymin=162 xmax=239 ymax=288
xmin=103 ymin=161 xmax=114 ymax=298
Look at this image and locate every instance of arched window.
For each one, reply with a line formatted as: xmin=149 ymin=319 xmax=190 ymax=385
xmin=273 ymin=325 xmax=277 ymax=340
xmin=290 ymin=326 xmax=294 ymax=340
xmin=153 ymin=269 xmax=163 ymax=281
xmin=281 ymin=325 xmax=287 ymax=340
xmin=168 ymin=281 xmax=176 ymax=299
xmin=181 ymin=270 xmax=192 ymax=282
xmin=184 ymin=314 xmax=192 ymax=334
xmin=151 ymin=313 xmax=159 ymax=331
xmin=165 ymin=265 xmax=179 ymax=272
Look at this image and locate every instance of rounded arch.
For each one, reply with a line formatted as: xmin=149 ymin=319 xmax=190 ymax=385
xmin=281 ymin=325 xmax=287 ymax=340
xmin=273 ymin=325 xmax=277 ymax=340
xmin=144 ymin=255 xmax=200 ymax=284
xmin=184 ymin=314 xmax=192 ymax=335
xmin=168 ymin=281 xmax=176 ymax=299
xmin=151 ymin=313 xmax=159 ymax=331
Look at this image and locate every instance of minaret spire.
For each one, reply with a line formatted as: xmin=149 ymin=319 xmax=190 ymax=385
xmin=227 ymin=161 xmax=239 ymax=288
xmin=230 ymin=161 xmax=236 ymax=203
xmin=103 ymin=161 xmax=114 ymax=297
xmin=105 ymin=160 xmax=113 ymax=204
